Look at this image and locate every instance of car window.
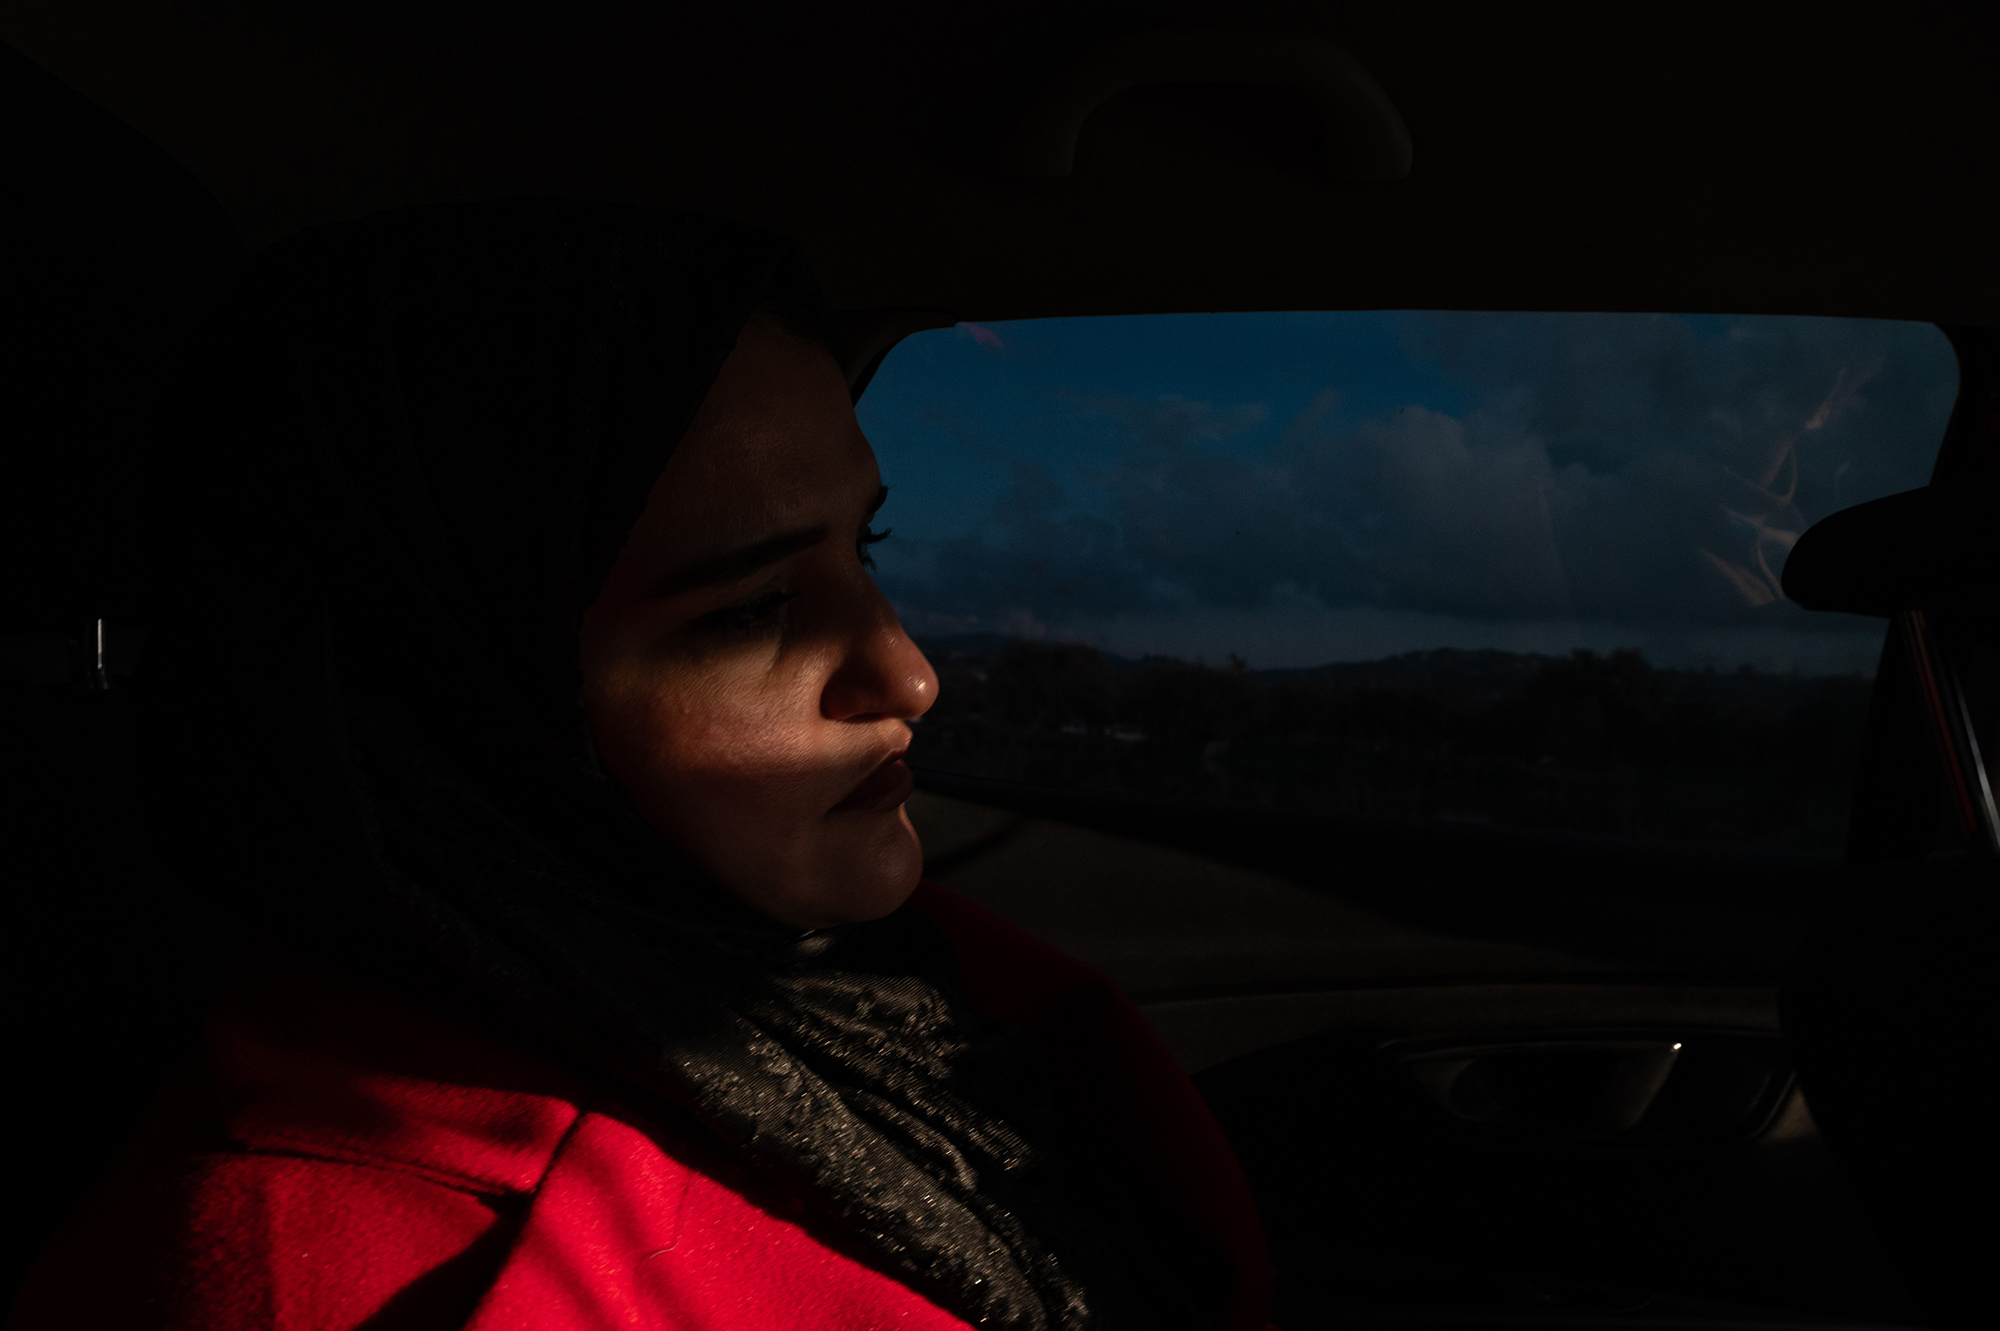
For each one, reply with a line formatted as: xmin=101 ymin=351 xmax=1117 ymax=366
xmin=860 ymin=313 xmax=1957 ymax=857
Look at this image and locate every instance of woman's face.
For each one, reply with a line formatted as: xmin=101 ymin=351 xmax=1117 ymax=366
xmin=581 ymin=316 xmax=938 ymax=930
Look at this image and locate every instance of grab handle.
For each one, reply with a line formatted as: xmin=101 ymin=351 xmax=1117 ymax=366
xmin=990 ymin=30 xmax=1413 ymax=181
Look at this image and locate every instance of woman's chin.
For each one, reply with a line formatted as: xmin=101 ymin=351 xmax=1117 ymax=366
xmin=845 ymin=808 xmax=926 ymax=917
xmin=731 ymin=808 xmax=925 ymax=929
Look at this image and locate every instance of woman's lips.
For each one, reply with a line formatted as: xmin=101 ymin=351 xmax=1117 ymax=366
xmin=831 ymin=755 xmax=915 ymax=814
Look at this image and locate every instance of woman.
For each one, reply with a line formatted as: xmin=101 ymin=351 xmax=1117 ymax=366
xmin=9 ymin=200 xmax=1271 ymax=1331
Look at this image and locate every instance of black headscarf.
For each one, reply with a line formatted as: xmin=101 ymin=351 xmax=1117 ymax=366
xmin=142 ymin=198 xmax=1214 ymax=1331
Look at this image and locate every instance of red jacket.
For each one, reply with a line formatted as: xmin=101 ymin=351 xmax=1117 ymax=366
xmin=11 ymin=884 xmax=1273 ymax=1331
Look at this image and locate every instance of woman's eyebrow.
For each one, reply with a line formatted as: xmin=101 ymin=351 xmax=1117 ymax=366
xmin=651 ymin=525 xmax=829 ymax=597
xmin=647 ymin=487 xmax=889 ymax=597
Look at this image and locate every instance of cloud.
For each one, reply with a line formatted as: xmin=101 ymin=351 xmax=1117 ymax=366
xmin=1319 ymin=405 xmax=1578 ymax=617
xmin=1072 ymin=393 xmax=1269 ymax=442
xmin=874 ymin=313 xmax=1955 ymax=641
xmin=886 ymin=462 xmax=1153 ymax=637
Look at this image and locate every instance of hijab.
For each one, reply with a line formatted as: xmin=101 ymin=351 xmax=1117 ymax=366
xmin=142 ymin=198 xmax=1216 ymax=1331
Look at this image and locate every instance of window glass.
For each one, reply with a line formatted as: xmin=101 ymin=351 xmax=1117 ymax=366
xmin=859 ymin=313 xmax=1957 ymax=856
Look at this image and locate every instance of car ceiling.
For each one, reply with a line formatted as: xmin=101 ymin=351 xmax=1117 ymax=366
xmin=6 ymin=2 xmax=2000 ymax=326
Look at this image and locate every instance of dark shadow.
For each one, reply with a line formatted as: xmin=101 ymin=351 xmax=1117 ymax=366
xmin=353 ymin=1194 xmax=530 ymax=1331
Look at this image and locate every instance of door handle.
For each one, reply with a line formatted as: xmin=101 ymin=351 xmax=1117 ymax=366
xmin=1401 ymin=1040 xmax=1682 ymax=1139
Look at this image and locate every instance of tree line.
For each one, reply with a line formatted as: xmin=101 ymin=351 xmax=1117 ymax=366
xmin=908 ymin=638 xmax=1874 ymax=855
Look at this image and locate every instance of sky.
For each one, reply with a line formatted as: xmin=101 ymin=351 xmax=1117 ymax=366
xmin=855 ymin=311 xmax=1958 ymax=676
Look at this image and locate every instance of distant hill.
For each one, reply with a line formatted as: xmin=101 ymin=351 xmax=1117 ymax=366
xmin=913 ymin=635 xmax=1858 ymax=698
xmin=1259 ymin=647 xmax=1554 ymax=696
xmin=907 ymin=633 xmax=1874 ymax=856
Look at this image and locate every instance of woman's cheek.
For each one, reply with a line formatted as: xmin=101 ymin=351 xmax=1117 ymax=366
xmin=644 ymin=665 xmax=836 ymax=824
xmin=595 ymin=644 xmax=893 ymax=924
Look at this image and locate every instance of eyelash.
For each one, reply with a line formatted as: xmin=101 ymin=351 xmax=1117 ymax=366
xmin=859 ymin=525 xmax=891 ymax=569
xmin=693 ymin=525 xmax=890 ymax=632
xmin=694 ymin=590 xmax=800 ymax=633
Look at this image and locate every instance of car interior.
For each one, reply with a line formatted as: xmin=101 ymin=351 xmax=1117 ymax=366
xmin=4 ymin=6 xmax=1995 ymax=1330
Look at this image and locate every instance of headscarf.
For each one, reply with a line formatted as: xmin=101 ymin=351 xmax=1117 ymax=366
xmin=141 ymin=198 xmax=1213 ymax=1331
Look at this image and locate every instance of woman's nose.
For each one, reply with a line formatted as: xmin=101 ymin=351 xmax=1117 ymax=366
xmin=820 ymin=588 xmax=938 ymax=723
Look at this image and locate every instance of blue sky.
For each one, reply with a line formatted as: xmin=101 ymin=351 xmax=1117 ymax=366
xmin=856 ymin=311 xmax=1957 ymax=675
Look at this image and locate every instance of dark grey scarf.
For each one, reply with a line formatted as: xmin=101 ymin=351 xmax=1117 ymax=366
xmin=140 ymin=198 xmax=1215 ymax=1331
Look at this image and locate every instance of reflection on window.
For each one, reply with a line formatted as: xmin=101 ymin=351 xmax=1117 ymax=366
xmin=859 ymin=312 xmax=1957 ymax=855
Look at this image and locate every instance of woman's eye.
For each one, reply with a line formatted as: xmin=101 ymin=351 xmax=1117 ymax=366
xmin=693 ymin=590 xmax=799 ymax=633
xmin=857 ymin=524 xmax=891 ymax=570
